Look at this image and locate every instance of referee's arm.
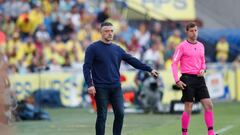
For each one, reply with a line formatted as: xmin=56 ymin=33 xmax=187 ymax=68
xmin=171 ymin=46 xmax=183 ymax=82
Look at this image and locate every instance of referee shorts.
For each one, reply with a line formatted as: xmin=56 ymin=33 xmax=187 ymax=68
xmin=180 ymin=73 xmax=210 ymax=103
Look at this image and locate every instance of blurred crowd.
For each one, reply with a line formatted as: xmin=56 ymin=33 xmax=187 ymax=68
xmin=0 ymin=0 xmax=238 ymax=75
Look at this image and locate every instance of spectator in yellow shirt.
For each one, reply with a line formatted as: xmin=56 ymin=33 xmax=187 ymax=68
xmin=2 ymin=16 xmax=15 ymax=37
xmin=52 ymin=35 xmax=66 ymax=53
xmin=23 ymin=37 xmax=36 ymax=65
xmin=167 ymin=29 xmax=182 ymax=49
xmin=16 ymin=13 xmax=35 ymax=39
xmin=91 ymin=24 xmax=101 ymax=41
xmin=41 ymin=0 xmax=52 ymax=14
xmin=216 ymin=37 xmax=229 ymax=62
xmin=43 ymin=40 xmax=53 ymax=63
xmin=77 ymin=24 xmax=101 ymax=42
xmin=28 ymin=5 xmax=44 ymax=33
xmin=5 ymin=33 xmax=26 ymax=65
xmin=66 ymin=35 xmax=84 ymax=63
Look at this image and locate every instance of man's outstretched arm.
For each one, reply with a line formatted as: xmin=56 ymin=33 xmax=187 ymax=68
xmin=121 ymin=49 xmax=159 ymax=77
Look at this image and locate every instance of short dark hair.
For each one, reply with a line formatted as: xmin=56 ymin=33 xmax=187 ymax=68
xmin=186 ymin=22 xmax=197 ymax=31
xmin=100 ymin=22 xmax=113 ymax=28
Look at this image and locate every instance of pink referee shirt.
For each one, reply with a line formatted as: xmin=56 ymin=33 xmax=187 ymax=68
xmin=171 ymin=40 xmax=206 ymax=82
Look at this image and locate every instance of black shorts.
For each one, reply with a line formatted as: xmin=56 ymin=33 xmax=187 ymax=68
xmin=180 ymin=74 xmax=210 ymax=103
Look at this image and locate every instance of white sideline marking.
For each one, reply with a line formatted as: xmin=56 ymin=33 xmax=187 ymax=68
xmin=216 ymin=125 xmax=234 ymax=134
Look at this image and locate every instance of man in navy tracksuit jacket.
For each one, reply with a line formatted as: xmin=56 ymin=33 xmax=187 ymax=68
xmin=83 ymin=22 xmax=159 ymax=135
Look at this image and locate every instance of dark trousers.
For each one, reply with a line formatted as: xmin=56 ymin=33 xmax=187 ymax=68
xmin=95 ymin=86 xmax=124 ymax=135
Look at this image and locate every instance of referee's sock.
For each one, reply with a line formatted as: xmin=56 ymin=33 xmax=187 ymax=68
xmin=182 ymin=112 xmax=190 ymax=135
xmin=204 ymin=110 xmax=215 ymax=135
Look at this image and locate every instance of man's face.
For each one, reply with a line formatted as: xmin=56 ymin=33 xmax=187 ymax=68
xmin=101 ymin=26 xmax=114 ymax=42
xmin=186 ymin=26 xmax=198 ymax=40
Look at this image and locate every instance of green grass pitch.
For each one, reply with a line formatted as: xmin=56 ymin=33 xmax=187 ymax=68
xmin=15 ymin=102 xmax=240 ymax=135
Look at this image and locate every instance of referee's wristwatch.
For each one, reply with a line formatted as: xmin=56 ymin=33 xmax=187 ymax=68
xmin=202 ymin=69 xmax=207 ymax=73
